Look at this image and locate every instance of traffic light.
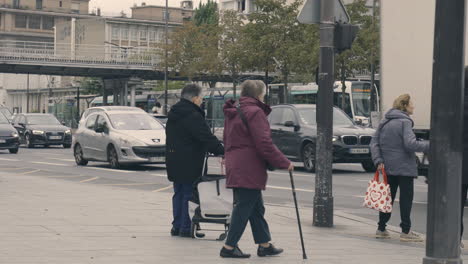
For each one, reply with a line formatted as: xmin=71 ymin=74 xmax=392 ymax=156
xmin=334 ymin=23 xmax=359 ymax=53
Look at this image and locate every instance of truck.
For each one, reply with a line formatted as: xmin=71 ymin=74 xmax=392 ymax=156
xmin=380 ymin=0 xmax=468 ymax=175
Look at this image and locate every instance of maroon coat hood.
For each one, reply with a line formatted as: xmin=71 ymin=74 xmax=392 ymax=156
xmin=223 ymin=96 xmax=290 ymax=190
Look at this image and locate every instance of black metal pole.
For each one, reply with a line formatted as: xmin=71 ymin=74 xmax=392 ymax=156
xmin=76 ymin=84 xmax=80 ymax=123
xmin=369 ymin=0 xmax=376 ymax=112
xmin=423 ymin=0 xmax=465 ymax=263
xmin=26 ymin=73 xmax=30 ymax=113
xmin=164 ymin=0 xmax=169 ymax=115
xmin=313 ymin=0 xmax=335 ymax=227
xmin=289 ymin=171 xmax=307 ymax=260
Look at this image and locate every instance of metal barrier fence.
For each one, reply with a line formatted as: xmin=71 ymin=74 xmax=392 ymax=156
xmin=0 ymin=40 xmax=160 ymax=67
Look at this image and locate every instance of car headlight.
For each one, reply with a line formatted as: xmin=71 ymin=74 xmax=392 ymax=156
xmin=11 ymin=131 xmax=18 ymax=138
xmin=65 ymin=130 xmax=71 ymax=135
xmin=32 ymin=130 xmax=45 ymax=135
xmin=332 ymin=136 xmax=340 ymax=142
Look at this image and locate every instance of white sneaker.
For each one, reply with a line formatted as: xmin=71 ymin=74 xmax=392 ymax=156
xmin=400 ymin=231 xmax=423 ymax=242
xmin=376 ymin=229 xmax=391 ymax=239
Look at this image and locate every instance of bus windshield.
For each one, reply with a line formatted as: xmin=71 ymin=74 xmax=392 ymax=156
xmin=351 ymin=83 xmax=372 ymax=117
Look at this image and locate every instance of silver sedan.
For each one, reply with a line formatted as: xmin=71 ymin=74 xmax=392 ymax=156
xmin=73 ymin=110 xmax=166 ymax=169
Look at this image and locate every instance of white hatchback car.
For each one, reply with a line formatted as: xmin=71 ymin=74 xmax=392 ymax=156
xmin=73 ymin=107 xmax=166 ymax=169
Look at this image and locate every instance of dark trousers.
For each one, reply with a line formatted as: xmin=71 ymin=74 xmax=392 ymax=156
xmin=172 ymin=183 xmax=193 ymax=232
xmin=461 ymin=184 xmax=468 ymax=238
xmin=225 ymin=188 xmax=272 ymax=247
xmin=378 ymin=176 xmax=414 ymax=234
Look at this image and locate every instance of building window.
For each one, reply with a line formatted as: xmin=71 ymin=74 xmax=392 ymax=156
xmin=42 ymin=16 xmax=54 ymax=30
xmin=130 ymin=28 xmax=138 ymax=41
xmin=121 ymin=28 xmax=129 ymax=40
xmin=111 ymin=26 xmax=120 ymax=40
xmin=13 ymin=0 xmax=20 ymax=8
xmin=237 ymin=0 xmax=246 ymax=12
xmin=149 ymin=31 xmax=157 ymax=42
xmin=71 ymin=2 xmax=80 ymax=13
xmin=36 ymin=0 xmax=43 ymax=9
xmin=28 ymin=15 xmax=41 ymax=29
xmin=15 ymin=15 xmax=27 ymax=28
xmin=139 ymin=30 xmax=147 ymax=41
xmin=162 ymin=10 xmax=170 ymax=21
xmin=59 ymin=1 xmax=62 ymax=7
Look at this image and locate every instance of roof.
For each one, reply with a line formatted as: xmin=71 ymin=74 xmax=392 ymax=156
xmin=87 ymin=106 xmax=145 ymax=112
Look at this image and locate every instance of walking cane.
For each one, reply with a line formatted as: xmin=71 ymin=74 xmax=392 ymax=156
xmin=289 ymin=171 xmax=307 ymax=260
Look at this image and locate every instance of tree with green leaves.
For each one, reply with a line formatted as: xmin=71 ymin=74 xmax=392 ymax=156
xmin=80 ymin=77 xmax=103 ymax=95
xmin=194 ymin=0 xmax=219 ymax=26
xmin=219 ymin=10 xmax=249 ymax=99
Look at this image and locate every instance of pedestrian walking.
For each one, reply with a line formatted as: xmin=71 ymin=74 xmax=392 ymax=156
xmin=460 ymin=67 xmax=468 ymax=248
xmin=370 ymin=94 xmax=429 ymax=242
xmin=166 ymin=83 xmax=224 ymax=238
xmin=220 ymin=80 xmax=294 ymax=258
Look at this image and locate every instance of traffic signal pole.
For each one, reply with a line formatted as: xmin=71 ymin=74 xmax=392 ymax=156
xmin=313 ymin=0 xmax=335 ymax=227
xmin=424 ymin=0 xmax=465 ymax=263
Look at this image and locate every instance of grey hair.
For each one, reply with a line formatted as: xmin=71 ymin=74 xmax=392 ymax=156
xmin=240 ymin=80 xmax=266 ymax=98
xmin=181 ymin=83 xmax=202 ymax=100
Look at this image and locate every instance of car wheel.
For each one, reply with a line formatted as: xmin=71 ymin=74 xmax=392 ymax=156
xmin=9 ymin=148 xmax=18 ymax=154
xmin=108 ymin=145 xmax=120 ymax=169
xmin=302 ymin=143 xmax=316 ymax=173
xmin=25 ymin=134 xmax=33 ymax=148
xmin=74 ymin=144 xmax=88 ymax=166
xmin=361 ymin=161 xmax=376 ymax=173
xmin=63 ymin=144 xmax=71 ymax=149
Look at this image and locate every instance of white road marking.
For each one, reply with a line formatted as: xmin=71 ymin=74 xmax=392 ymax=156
xmin=151 ymin=173 xmax=167 ymax=178
xmin=80 ymin=176 xmax=99 ymax=183
xmin=152 ymin=185 xmax=173 ymax=192
xmin=267 ymin=185 xmax=314 ymax=193
xmin=32 ymin=161 xmax=68 ymax=166
xmin=48 ymin=158 xmax=75 ymax=162
xmin=19 ymin=169 xmax=41 ymax=175
xmin=0 ymin=157 xmax=20 ymax=161
xmin=100 ymin=183 xmax=158 ymax=186
xmin=86 ymin=167 xmax=134 ymax=173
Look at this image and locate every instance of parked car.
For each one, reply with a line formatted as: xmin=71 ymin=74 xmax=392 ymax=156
xmin=0 ymin=106 xmax=13 ymax=122
xmin=0 ymin=112 xmax=19 ymax=153
xmin=151 ymin=114 xmax=168 ymax=126
xmin=12 ymin=114 xmax=72 ymax=148
xmin=269 ymin=104 xmax=376 ymax=172
xmin=73 ymin=107 xmax=166 ymax=169
xmin=79 ymin=106 xmax=145 ymax=128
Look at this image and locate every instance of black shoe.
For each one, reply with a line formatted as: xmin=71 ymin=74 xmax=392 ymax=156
xmin=170 ymin=227 xmax=179 ymax=236
xmin=257 ymin=243 xmax=284 ymax=257
xmin=220 ymin=246 xmax=251 ymax=258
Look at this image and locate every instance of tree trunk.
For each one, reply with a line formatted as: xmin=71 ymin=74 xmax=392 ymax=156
xmin=265 ymin=69 xmax=269 ymax=104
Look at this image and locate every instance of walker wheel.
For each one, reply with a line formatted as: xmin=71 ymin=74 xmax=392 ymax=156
xmin=218 ymin=233 xmax=227 ymax=241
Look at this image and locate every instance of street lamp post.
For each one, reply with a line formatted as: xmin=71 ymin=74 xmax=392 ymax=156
xmin=313 ymin=0 xmax=335 ymax=227
xmin=164 ymin=0 xmax=169 ymax=115
xmin=423 ymin=0 xmax=465 ymax=263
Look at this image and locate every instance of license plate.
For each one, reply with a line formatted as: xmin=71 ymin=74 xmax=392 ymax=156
xmin=49 ymin=136 xmax=62 ymax=140
xmin=0 ymin=139 xmax=5 ymax=143
xmin=149 ymin=156 xmax=165 ymax=162
xmin=349 ymin=148 xmax=369 ymax=154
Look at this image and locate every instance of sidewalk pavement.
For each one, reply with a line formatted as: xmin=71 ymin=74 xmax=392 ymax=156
xmin=0 ymin=170 xmax=466 ymax=264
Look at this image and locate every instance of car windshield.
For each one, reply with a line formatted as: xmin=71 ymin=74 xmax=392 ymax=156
xmin=298 ymin=108 xmax=354 ymax=126
xmin=27 ymin=115 xmax=61 ymax=125
xmin=0 ymin=112 xmax=9 ymax=124
xmin=0 ymin=108 xmax=12 ymax=120
xmin=109 ymin=113 xmax=164 ymax=130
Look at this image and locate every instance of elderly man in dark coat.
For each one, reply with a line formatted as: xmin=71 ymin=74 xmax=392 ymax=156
xmin=165 ymin=83 xmax=224 ymax=237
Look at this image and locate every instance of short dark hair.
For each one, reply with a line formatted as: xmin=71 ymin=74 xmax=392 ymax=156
xmin=181 ymin=83 xmax=202 ymax=100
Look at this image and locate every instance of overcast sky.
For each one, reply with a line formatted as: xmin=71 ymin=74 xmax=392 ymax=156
xmin=89 ymin=0 xmax=204 ymax=16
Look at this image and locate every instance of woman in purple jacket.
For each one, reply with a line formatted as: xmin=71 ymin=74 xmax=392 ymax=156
xmin=219 ymin=80 xmax=294 ymax=258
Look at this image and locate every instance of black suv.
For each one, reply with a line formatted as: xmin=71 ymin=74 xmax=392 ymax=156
xmin=12 ymin=114 xmax=72 ymax=148
xmin=269 ymin=104 xmax=376 ymax=172
xmin=0 ymin=110 xmax=19 ymax=153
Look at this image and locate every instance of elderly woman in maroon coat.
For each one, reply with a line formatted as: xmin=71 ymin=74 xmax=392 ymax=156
xmin=219 ymin=80 xmax=294 ymax=259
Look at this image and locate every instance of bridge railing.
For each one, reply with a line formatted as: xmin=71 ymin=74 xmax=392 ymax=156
xmin=0 ymin=40 xmax=160 ymax=67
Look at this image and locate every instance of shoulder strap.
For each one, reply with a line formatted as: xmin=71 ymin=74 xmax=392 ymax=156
xmin=236 ymin=102 xmax=250 ymax=132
